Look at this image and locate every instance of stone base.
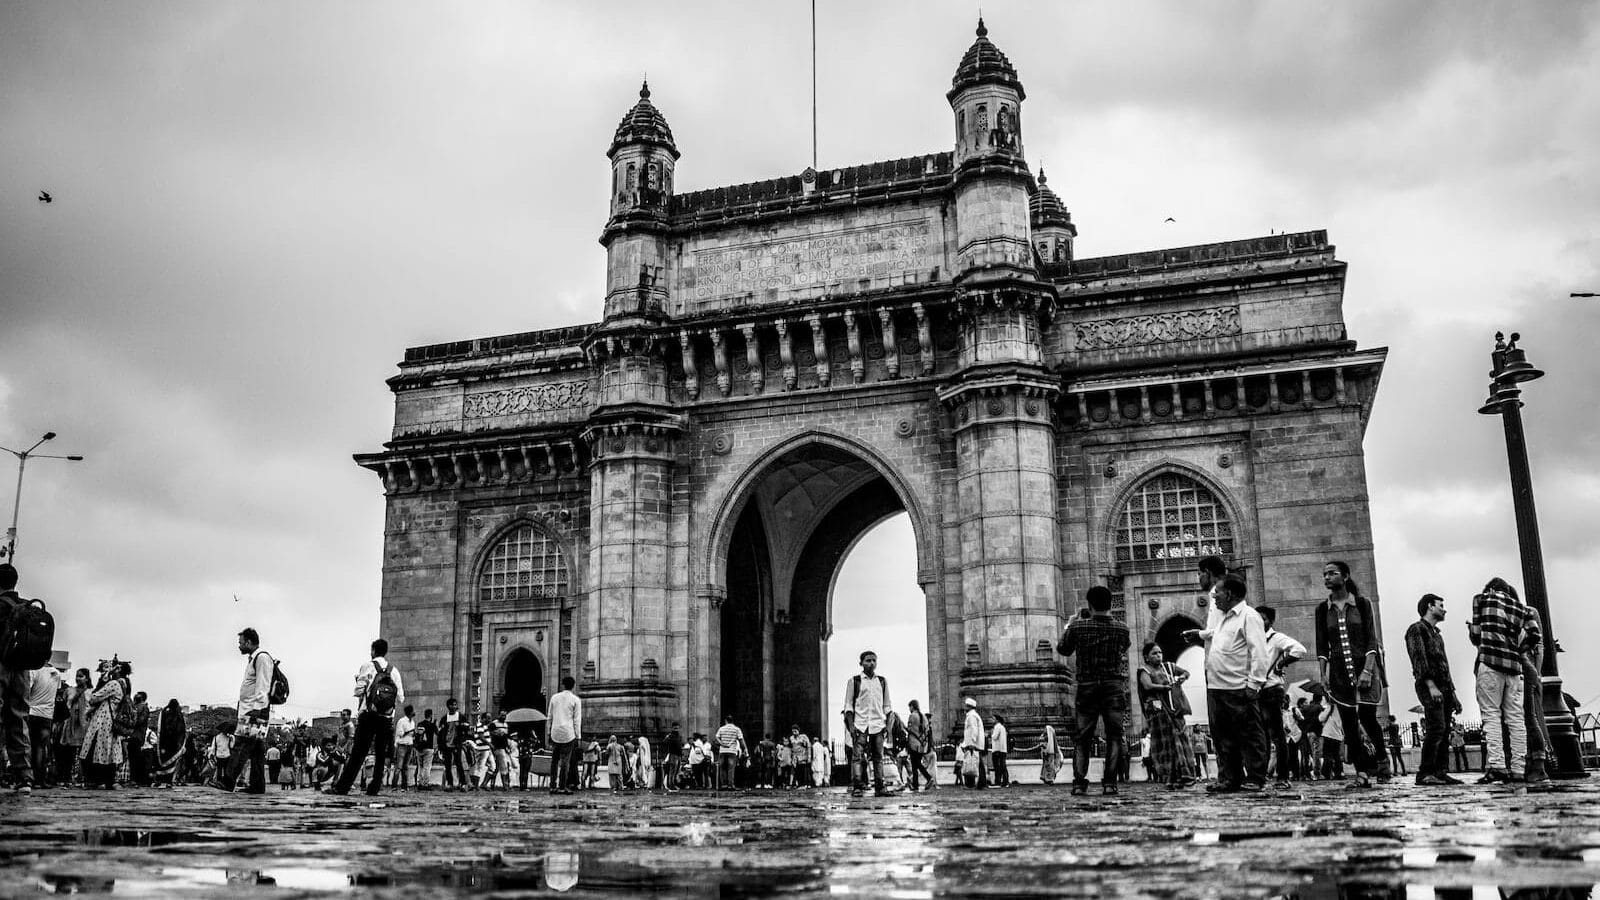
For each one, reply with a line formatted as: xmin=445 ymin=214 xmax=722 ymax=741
xmin=957 ymin=662 xmax=1074 ymax=748
xmin=580 ymin=679 xmax=678 ymax=739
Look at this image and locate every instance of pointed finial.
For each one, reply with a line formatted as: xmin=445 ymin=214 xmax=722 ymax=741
xmin=1037 ymin=166 xmax=1047 ymax=184
xmin=976 ymin=16 xmax=987 ymax=38
xmin=1494 ymin=331 xmax=1507 ymax=350
xmin=640 ymin=79 xmax=650 ymax=100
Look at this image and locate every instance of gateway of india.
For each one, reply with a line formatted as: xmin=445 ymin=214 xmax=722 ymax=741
xmin=357 ymin=21 xmax=1388 ymax=742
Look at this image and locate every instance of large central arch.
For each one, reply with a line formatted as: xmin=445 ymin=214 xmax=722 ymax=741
xmin=708 ymin=434 xmax=938 ymax=742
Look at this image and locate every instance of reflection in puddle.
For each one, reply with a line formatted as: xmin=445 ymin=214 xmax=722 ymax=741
xmin=1278 ymin=875 xmax=1596 ymax=899
xmin=74 ymin=828 xmax=242 ymax=849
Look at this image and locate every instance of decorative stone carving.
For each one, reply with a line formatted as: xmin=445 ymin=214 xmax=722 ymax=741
xmin=895 ymin=418 xmax=915 ymax=438
xmin=463 ymin=380 xmax=590 ymax=419
xmin=1074 ymin=305 xmax=1242 ymax=351
xmin=709 ymin=433 xmax=733 ymax=455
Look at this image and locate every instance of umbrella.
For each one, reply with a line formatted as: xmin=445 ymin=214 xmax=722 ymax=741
xmin=506 ymin=707 xmax=547 ymax=724
xmin=1408 ymin=705 xmax=1426 ymax=715
xmin=1290 ymin=679 xmax=1327 ymax=699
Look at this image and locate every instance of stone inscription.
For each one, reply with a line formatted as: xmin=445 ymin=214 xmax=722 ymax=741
xmin=1075 ymin=305 xmax=1242 ymax=351
xmin=691 ymin=219 xmax=936 ymax=303
xmin=463 ymin=380 xmax=590 ymax=419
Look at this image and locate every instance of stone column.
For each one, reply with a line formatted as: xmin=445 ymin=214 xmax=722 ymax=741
xmin=939 ymin=288 xmax=1069 ymax=743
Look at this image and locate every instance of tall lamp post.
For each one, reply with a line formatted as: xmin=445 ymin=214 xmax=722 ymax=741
xmin=1476 ymin=333 xmax=1587 ymax=777
xmin=2 ymin=432 xmax=85 ymax=564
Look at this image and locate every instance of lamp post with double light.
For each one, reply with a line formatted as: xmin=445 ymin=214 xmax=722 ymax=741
xmin=2 ymin=432 xmax=85 ymax=564
xmin=1476 ymin=333 xmax=1586 ymax=777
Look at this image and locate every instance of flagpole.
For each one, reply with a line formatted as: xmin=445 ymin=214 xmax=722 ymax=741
xmin=811 ymin=0 xmax=818 ymax=171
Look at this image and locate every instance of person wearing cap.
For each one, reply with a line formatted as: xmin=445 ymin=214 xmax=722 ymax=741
xmin=234 ymin=627 xmax=274 ymax=794
xmin=959 ymin=697 xmax=986 ymax=788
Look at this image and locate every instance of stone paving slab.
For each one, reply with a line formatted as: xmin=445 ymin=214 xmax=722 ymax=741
xmin=2 ymin=781 xmax=1598 ymax=898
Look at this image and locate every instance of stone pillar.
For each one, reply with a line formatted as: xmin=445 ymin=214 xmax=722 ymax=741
xmin=579 ymin=328 xmax=681 ymax=738
xmin=939 ymin=289 xmax=1069 ymax=743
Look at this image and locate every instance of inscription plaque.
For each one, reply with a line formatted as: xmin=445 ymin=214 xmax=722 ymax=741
xmin=689 ymin=219 xmax=937 ymax=305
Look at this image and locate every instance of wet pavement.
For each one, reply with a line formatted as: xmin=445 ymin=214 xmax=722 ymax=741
xmin=2 ymin=780 xmax=1598 ymax=898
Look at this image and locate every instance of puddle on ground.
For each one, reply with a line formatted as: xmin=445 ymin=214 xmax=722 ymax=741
xmin=1271 ymin=874 xmax=1599 ymax=899
xmin=74 ymin=828 xmax=247 ymax=849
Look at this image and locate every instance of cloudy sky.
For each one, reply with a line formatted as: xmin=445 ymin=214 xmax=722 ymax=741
xmin=3 ymin=2 xmax=1597 ymax=729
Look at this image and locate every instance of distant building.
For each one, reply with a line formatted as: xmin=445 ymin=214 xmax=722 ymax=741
xmin=358 ymin=20 xmax=1387 ymax=742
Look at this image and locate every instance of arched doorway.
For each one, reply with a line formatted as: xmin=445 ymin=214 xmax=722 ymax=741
xmin=500 ymin=648 xmax=546 ymax=714
xmin=719 ymin=441 xmax=926 ymax=743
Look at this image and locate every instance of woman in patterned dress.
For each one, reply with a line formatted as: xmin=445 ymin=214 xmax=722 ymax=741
xmin=1314 ymin=560 xmax=1389 ymax=789
xmin=79 ymin=660 xmax=130 ymax=788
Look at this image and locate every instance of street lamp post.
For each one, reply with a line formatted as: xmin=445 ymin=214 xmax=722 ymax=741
xmin=2 ymin=432 xmax=85 ymax=564
xmin=1476 ymin=333 xmax=1587 ymax=778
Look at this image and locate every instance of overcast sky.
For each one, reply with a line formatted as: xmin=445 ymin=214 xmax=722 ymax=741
xmin=3 ymin=2 xmax=1597 ymax=729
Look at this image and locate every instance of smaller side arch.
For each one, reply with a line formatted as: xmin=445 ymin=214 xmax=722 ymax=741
xmin=497 ymin=643 xmax=548 ymax=713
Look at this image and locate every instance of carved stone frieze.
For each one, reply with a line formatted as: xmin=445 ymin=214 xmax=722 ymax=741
xmin=1074 ymin=305 xmax=1242 ymax=351
xmin=463 ymin=380 xmax=591 ymax=419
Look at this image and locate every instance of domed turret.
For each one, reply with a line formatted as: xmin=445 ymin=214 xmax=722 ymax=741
xmin=608 ymin=81 xmax=680 ymax=160
xmin=1029 ymin=169 xmax=1076 ymax=267
xmin=947 ymin=18 xmax=1025 ymax=168
xmin=607 ymin=81 xmax=680 ymax=220
xmin=948 ymin=17 xmax=1025 ymax=103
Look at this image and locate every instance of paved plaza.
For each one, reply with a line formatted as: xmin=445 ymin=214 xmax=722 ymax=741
xmin=2 ymin=780 xmax=1598 ymax=898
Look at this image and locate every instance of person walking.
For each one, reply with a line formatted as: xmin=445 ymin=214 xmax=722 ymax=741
xmin=1449 ymin=723 xmax=1469 ymax=773
xmin=659 ymin=723 xmax=681 ymax=792
xmin=788 ymin=726 xmax=811 ymax=789
xmin=547 ymin=676 xmax=582 ymax=794
xmin=150 ymin=700 xmax=187 ymax=787
xmin=905 ymin=699 xmax=934 ymax=791
xmin=843 ymin=649 xmax=893 ymax=797
xmin=1256 ymin=606 xmax=1306 ymax=789
xmin=1057 ymin=586 xmax=1131 ymax=796
xmin=811 ymin=736 xmax=829 ymax=787
xmin=1190 ymin=573 xmax=1269 ymax=793
xmin=233 ymin=628 xmax=275 ymax=795
xmin=79 ymin=659 xmax=130 ymax=789
xmin=327 ymin=639 xmax=404 ymax=796
xmin=1315 ymin=561 xmax=1390 ymax=789
xmin=1295 ymin=697 xmax=1323 ymax=780
xmin=0 ymin=564 xmax=38 ymax=792
xmin=1469 ymin=577 xmax=1531 ymax=785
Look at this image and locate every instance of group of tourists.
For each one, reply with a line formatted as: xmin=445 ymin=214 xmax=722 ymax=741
xmin=0 ymin=556 xmax=1568 ymax=798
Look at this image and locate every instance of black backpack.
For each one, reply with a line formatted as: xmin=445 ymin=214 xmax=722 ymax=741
xmin=0 ymin=597 xmax=54 ymax=670
xmin=366 ymin=663 xmax=397 ymax=715
xmin=267 ymin=657 xmax=290 ymax=706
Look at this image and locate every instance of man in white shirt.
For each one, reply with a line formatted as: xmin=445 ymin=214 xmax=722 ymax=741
xmin=235 ymin=628 xmax=275 ymax=795
xmin=1256 ymin=605 xmax=1307 ymax=788
xmin=960 ymin=696 xmax=985 ymax=788
xmin=327 ymin=638 xmax=404 ymax=796
xmin=25 ymin=662 xmax=62 ymax=788
xmin=1186 ymin=574 xmax=1269 ymax=793
xmin=843 ymin=650 xmax=892 ymax=797
xmin=546 ymin=676 xmax=582 ymax=794
xmin=392 ymin=705 xmax=416 ymax=790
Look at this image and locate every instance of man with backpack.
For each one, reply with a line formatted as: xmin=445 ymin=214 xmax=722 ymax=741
xmin=843 ymin=649 xmax=894 ymax=797
xmin=327 ymin=638 xmax=404 ymax=796
xmin=0 ymin=564 xmax=42 ymax=792
xmin=234 ymin=628 xmax=276 ymax=794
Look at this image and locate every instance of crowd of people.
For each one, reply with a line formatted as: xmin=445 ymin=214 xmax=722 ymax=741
xmin=0 ymin=557 xmax=1571 ymax=797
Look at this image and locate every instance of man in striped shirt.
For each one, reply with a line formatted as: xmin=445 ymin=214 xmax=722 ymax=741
xmin=1469 ymin=578 xmax=1533 ymax=784
xmin=714 ymin=716 xmax=746 ymax=791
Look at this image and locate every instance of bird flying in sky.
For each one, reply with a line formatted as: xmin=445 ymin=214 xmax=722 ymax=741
xmin=38 ymin=191 xmax=52 ymax=203
xmin=1163 ymin=216 xmax=1175 ymax=223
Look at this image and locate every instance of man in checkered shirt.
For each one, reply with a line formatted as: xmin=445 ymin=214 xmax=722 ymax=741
xmin=1058 ymin=585 xmax=1131 ymax=796
xmin=1469 ymin=577 xmax=1536 ymax=784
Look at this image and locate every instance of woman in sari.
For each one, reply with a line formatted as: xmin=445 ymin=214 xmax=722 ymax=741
xmin=80 ymin=660 xmax=131 ymax=789
xmin=810 ymin=737 xmax=829 ymax=788
xmin=151 ymin=699 xmax=187 ymax=786
xmin=1137 ymin=642 xmax=1188 ymax=789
